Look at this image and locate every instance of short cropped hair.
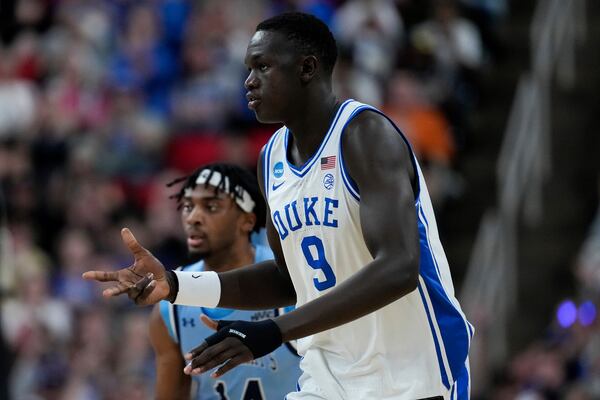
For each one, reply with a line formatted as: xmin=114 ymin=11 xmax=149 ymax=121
xmin=168 ymin=163 xmax=266 ymax=233
xmin=256 ymin=12 xmax=337 ymax=74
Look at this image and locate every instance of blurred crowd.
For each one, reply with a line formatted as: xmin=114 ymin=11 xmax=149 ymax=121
xmin=485 ymin=183 xmax=600 ymax=400
xmin=0 ymin=0 xmax=511 ymax=398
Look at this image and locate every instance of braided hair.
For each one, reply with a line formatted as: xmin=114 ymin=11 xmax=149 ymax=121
xmin=168 ymin=163 xmax=266 ymax=232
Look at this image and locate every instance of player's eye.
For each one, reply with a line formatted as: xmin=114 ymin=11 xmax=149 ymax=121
xmin=259 ymin=64 xmax=268 ymax=72
xmin=182 ymin=203 xmax=193 ymax=212
xmin=206 ymin=203 xmax=219 ymax=212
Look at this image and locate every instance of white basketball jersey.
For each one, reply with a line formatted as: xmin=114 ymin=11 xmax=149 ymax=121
xmin=263 ymin=100 xmax=473 ymax=400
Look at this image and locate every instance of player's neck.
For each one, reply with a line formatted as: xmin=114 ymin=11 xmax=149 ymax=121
xmin=202 ymin=240 xmax=256 ymax=273
xmin=286 ymin=91 xmax=339 ymax=165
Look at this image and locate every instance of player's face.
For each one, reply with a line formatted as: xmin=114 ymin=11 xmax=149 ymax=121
xmin=244 ymin=31 xmax=299 ymax=123
xmin=180 ymin=185 xmax=248 ymax=259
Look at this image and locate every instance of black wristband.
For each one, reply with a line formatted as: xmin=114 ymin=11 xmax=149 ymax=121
xmin=165 ymin=270 xmax=179 ymax=303
xmin=205 ymin=319 xmax=283 ymax=359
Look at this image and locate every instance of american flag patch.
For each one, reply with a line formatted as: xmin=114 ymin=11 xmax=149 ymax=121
xmin=320 ymin=155 xmax=336 ymax=170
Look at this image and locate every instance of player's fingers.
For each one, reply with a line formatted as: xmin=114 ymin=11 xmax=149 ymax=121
xmin=135 ymin=279 xmax=156 ymax=304
xmin=188 ymin=347 xmax=241 ymax=375
xmin=200 ymin=315 xmax=218 ymax=331
xmin=127 ymin=273 xmax=153 ymax=303
xmin=121 ymin=228 xmax=148 ymax=258
xmin=82 ymin=270 xmax=119 ymax=282
xmin=185 ymin=341 xmax=209 ymax=361
xmin=102 ymin=283 xmax=131 ymax=297
xmin=211 ymin=354 xmax=252 ymax=378
xmin=188 ymin=338 xmax=239 ymax=371
xmin=133 ymin=273 xmax=154 ymax=293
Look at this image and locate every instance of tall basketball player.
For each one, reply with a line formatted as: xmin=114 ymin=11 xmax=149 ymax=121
xmin=148 ymin=163 xmax=300 ymax=399
xmin=84 ymin=12 xmax=473 ymax=400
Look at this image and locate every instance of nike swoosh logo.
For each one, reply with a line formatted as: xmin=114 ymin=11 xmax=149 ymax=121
xmin=192 ymin=274 xmax=202 ymax=278
xmin=272 ymin=181 xmax=285 ymax=191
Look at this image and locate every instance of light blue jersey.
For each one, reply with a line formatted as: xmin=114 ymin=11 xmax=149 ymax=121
xmin=159 ymin=245 xmax=301 ymax=400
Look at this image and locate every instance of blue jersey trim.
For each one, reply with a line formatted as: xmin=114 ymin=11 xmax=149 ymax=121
xmin=417 ymin=282 xmax=450 ymax=389
xmin=340 ymin=105 xmax=422 ymax=200
xmin=418 ymin=206 xmax=443 ymax=278
xmin=264 ymin=128 xmax=283 ymax=197
xmin=285 ymin=99 xmax=353 ymax=178
xmin=419 ymin=204 xmax=473 ymax=347
xmin=451 ymin=362 xmax=471 ymax=400
xmin=201 ymin=307 xmax=236 ymax=320
xmin=467 ymin=320 xmax=475 ymax=339
xmin=371 ymin=108 xmax=421 ymax=200
xmin=334 ymin=103 xmax=422 ymax=205
xmin=337 ymin=104 xmax=372 ymax=202
xmin=262 ymin=140 xmax=268 ymax=197
xmin=159 ymin=300 xmax=178 ymax=342
xmin=417 ymin=207 xmax=471 ymax=387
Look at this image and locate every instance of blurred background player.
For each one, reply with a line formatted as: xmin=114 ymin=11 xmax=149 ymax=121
xmin=149 ymin=162 xmax=301 ymax=400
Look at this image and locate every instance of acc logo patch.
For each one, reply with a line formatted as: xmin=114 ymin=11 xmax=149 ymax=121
xmin=323 ymin=173 xmax=334 ymax=190
xmin=273 ymin=162 xmax=284 ymax=178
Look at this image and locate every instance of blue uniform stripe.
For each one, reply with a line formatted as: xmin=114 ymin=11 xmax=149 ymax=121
xmin=451 ymin=363 xmax=470 ymax=400
xmin=264 ymin=128 xmax=282 ymax=197
xmin=458 ymin=367 xmax=469 ymax=399
xmin=343 ymin=104 xmax=422 ymax=199
xmin=419 ymin=204 xmax=473 ymax=352
xmin=468 ymin=321 xmax=474 ymax=339
xmin=339 ymin=143 xmax=360 ymax=202
xmin=159 ymin=300 xmax=178 ymax=342
xmin=417 ymin=282 xmax=450 ymax=389
xmin=417 ymin=211 xmax=471 ymax=385
xmin=334 ymin=102 xmax=423 ymax=203
xmin=336 ymin=104 xmax=369 ymax=201
xmin=418 ymin=207 xmax=443 ymax=278
xmin=285 ymin=99 xmax=353 ymax=178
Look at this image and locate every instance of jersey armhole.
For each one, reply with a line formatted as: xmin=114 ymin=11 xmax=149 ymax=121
xmin=159 ymin=300 xmax=180 ymax=343
xmin=263 ymin=128 xmax=284 ymax=198
xmin=339 ymin=107 xmax=421 ymax=202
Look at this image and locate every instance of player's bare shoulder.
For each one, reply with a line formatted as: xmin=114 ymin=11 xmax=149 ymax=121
xmin=342 ymin=109 xmax=414 ymax=182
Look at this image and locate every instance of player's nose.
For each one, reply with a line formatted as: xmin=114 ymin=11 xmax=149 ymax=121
xmin=244 ymin=70 xmax=259 ymax=90
xmin=185 ymin=206 xmax=204 ymax=226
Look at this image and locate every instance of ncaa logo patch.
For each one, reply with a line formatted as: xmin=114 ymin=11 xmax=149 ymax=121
xmin=273 ymin=162 xmax=284 ymax=178
xmin=323 ymin=173 xmax=334 ymax=190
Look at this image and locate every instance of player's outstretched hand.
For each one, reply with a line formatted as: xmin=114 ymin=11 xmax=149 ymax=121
xmin=183 ymin=319 xmax=282 ymax=378
xmin=82 ymin=228 xmax=170 ymax=305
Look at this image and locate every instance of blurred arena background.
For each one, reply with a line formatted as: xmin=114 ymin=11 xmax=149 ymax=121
xmin=0 ymin=0 xmax=598 ymax=398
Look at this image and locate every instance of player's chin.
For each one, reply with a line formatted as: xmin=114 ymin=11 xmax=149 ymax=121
xmin=254 ymin=108 xmax=282 ymax=124
xmin=188 ymin=247 xmax=209 ymax=259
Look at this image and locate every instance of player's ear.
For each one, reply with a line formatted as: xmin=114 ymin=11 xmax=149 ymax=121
xmin=240 ymin=212 xmax=257 ymax=235
xmin=299 ymin=56 xmax=318 ymax=83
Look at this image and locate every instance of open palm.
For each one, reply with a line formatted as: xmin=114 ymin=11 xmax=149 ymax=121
xmin=82 ymin=228 xmax=171 ymax=305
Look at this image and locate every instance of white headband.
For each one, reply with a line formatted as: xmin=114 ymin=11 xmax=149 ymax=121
xmin=185 ymin=169 xmax=256 ymax=213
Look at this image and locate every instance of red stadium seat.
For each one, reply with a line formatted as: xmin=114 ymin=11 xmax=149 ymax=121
xmin=166 ymin=133 xmax=224 ymax=173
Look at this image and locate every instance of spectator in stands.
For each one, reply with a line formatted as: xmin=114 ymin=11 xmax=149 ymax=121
xmin=169 ymin=6 xmax=241 ymax=133
xmin=411 ymin=0 xmax=483 ymax=139
xmin=383 ymin=71 xmax=462 ymax=207
xmin=109 ymin=3 xmax=178 ymax=116
xmin=332 ymin=0 xmax=404 ymax=106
